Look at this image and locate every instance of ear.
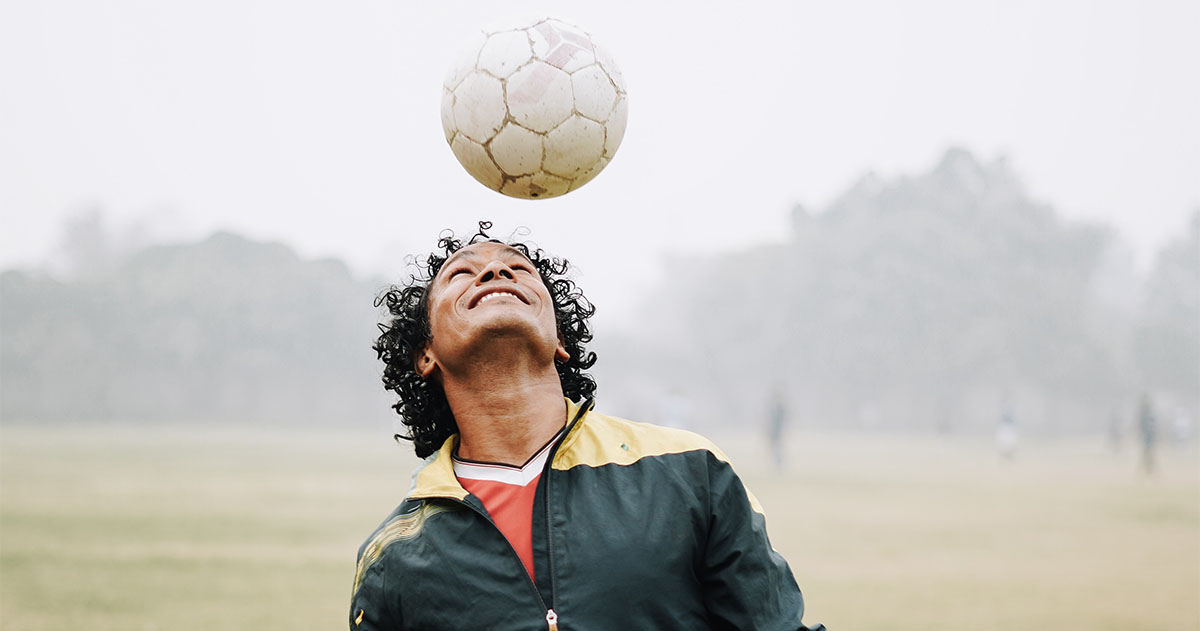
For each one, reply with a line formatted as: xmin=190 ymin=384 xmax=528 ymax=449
xmin=554 ymin=339 xmax=570 ymax=363
xmin=414 ymin=345 xmax=438 ymax=378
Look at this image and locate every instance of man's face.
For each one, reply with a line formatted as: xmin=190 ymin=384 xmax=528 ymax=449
xmin=415 ymin=241 xmax=567 ymax=379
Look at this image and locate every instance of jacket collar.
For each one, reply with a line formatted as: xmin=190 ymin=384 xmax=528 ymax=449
xmin=408 ymin=397 xmax=594 ymax=501
xmin=550 ymin=396 xmax=593 ymax=466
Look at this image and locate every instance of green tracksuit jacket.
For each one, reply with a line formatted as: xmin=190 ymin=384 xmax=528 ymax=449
xmin=350 ymin=398 xmax=825 ymax=630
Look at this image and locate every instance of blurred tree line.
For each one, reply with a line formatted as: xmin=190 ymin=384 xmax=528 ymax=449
xmin=599 ymin=148 xmax=1198 ymax=435
xmin=1 ymin=231 xmax=392 ymax=425
xmin=2 ymin=148 xmax=1196 ymax=434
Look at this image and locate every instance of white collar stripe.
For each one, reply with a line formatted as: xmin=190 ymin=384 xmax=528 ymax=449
xmin=453 ymin=438 xmax=555 ymax=486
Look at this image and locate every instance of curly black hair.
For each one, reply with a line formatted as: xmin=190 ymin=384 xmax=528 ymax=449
xmin=373 ymin=221 xmax=598 ymax=458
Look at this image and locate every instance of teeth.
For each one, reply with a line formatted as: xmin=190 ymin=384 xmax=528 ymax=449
xmin=479 ymin=291 xmax=516 ymax=305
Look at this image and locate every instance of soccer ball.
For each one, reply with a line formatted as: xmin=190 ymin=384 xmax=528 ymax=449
xmin=441 ymin=17 xmax=628 ymax=199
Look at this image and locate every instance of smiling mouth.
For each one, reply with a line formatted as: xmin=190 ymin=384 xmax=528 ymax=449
xmin=471 ymin=290 xmax=525 ymax=308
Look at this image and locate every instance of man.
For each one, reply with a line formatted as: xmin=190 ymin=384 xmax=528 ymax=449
xmin=352 ymin=222 xmax=825 ymax=630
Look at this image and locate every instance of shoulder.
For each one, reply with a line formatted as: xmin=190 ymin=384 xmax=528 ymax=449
xmin=352 ymin=499 xmax=450 ymax=593
xmin=558 ymin=408 xmax=768 ymax=516
xmin=554 ymin=408 xmax=732 ymax=471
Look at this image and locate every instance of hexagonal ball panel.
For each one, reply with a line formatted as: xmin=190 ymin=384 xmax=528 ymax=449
xmin=543 ymin=115 xmax=604 ymax=178
xmin=452 ymin=72 xmax=506 ymax=144
xmin=571 ymin=65 xmax=617 ymax=122
xmin=490 ymin=123 xmax=543 ymax=177
xmin=603 ymin=96 xmax=628 ymax=159
xmin=506 ymin=62 xmax=573 ymax=133
xmin=595 ymin=45 xmax=626 ymax=92
xmin=501 ymin=172 xmax=570 ymax=199
xmin=478 ymin=30 xmax=533 ymax=78
xmin=440 ymin=88 xmax=456 ymax=144
xmin=568 ymin=157 xmax=610 ymax=192
xmin=450 ymin=134 xmax=503 ymax=191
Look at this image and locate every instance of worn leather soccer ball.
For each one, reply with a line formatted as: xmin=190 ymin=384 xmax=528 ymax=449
xmin=441 ymin=17 xmax=628 ymax=199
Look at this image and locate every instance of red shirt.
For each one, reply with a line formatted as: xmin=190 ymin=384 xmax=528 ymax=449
xmin=453 ymin=433 xmax=560 ymax=581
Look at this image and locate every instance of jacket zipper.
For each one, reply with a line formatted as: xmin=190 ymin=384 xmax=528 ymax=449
xmin=543 ymin=457 xmax=559 ymax=630
xmin=538 ymin=398 xmax=593 ymax=631
xmin=428 ymin=398 xmax=592 ymax=631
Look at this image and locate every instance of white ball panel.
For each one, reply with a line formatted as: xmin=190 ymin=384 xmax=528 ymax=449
xmin=450 ymin=135 xmax=504 ymax=191
xmin=440 ymin=88 xmax=457 ymax=144
xmin=490 ymin=124 xmax=543 ymax=176
xmin=603 ymin=95 xmax=628 ymax=159
xmin=595 ymin=45 xmax=626 ymax=93
xmin=558 ymin=50 xmax=595 ymax=74
xmin=501 ymin=172 xmax=570 ymax=199
xmin=543 ymin=115 xmax=604 ymax=178
xmin=506 ymin=62 xmax=573 ymax=133
xmin=571 ymin=65 xmax=616 ymax=122
xmin=529 ymin=19 xmax=595 ymax=73
xmin=478 ymin=31 xmax=533 ymax=78
xmin=527 ymin=19 xmax=553 ymax=58
xmin=568 ymin=156 xmax=609 ymax=192
xmin=452 ymin=72 xmax=506 ymax=143
xmin=444 ymin=32 xmax=486 ymax=90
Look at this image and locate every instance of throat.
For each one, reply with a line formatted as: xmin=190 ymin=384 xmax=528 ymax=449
xmin=450 ymin=388 xmax=568 ymax=467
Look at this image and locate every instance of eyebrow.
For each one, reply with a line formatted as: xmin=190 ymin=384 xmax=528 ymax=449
xmin=439 ymin=245 xmax=534 ymax=273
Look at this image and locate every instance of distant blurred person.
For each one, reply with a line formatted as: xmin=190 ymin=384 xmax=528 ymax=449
xmin=767 ymin=386 xmax=789 ymax=471
xmin=350 ymin=222 xmax=825 ymax=631
xmin=995 ymin=399 xmax=1019 ymax=461
xmin=1137 ymin=393 xmax=1157 ymax=475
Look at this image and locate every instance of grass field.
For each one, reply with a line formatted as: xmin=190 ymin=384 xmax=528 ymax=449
xmin=1 ymin=424 xmax=1197 ymax=630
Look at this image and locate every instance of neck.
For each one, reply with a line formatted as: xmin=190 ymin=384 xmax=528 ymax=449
xmin=442 ymin=361 xmax=567 ymax=467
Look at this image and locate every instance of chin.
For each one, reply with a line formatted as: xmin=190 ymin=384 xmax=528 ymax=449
xmin=472 ymin=319 xmax=557 ymax=352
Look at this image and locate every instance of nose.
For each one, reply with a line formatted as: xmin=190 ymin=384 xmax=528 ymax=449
xmin=475 ymin=260 xmax=515 ymax=284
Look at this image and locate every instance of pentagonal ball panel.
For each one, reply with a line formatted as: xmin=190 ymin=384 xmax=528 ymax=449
xmin=490 ymin=123 xmax=543 ymax=177
xmin=450 ymin=134 xmax=503 ymax=191
xmin=452 ymin=72 xmax=506 ymax=144
xmin=571 ymin=65 xmax=617 ymax=122
xmin=543 ymin=115 xmax=604 ymax=178
xmin=506 ymin=62 xmax=573 ymax=133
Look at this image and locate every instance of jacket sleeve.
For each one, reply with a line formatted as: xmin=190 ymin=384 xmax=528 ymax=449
xmin=349 ymin=545 xmax=403 ymax=630
xmin=699 ymin=452 xmax=826 ymax=631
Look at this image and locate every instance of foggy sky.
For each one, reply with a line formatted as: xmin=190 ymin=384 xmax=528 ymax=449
xmin=2 ymin=0 xmax=1197 ymax=326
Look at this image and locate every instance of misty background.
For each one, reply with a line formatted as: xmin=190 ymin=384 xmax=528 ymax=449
xmin=3 ymin=147 xmax=1197 ymax=440
xmin=2 ymin=4 xmax=1199 ymax=627
xmin=2 ymin=1 xmax=1198 ymax=435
